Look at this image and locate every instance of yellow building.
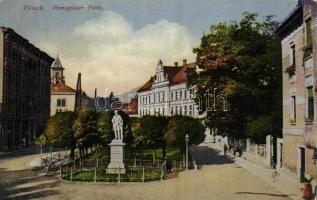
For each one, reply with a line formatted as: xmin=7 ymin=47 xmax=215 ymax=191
xmin=277 ymin=0 xmax=317 ymax=183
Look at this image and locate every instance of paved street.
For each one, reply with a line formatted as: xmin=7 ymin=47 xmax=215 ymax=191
xmin=0 ymin=145 xmax=291 ymax=200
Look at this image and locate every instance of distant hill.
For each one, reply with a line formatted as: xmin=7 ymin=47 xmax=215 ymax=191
xmin=117 ymin=87 xmax=139 ymax=103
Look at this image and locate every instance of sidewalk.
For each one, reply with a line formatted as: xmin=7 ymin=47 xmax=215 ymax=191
xmin=202 ymin=142 xmax=303 ymax=200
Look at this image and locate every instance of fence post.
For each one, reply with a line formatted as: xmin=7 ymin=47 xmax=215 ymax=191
xmin=142 ymin=167 xmax=145 ymax=182
xmin=130 ymin=169 xmax=133 ymax=182
xmin=134 ymin=157 xmax=136 ymax=168
xmin=94 ymin=168 xmax=97 ymax=183
xmin=70 ymin=167 xmax=73 ymax=181
xmin=59 ymin=164 xmax=62 ymax=180
xmin=118 ymin=166 xmax=121 ymax=183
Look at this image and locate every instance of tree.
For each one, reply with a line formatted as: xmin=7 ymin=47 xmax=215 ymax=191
xmin=43 ymin=112 xmax=76 ymax=159
xmin=36 ymin=134 xmax=47 ymax=166
xmin=97 ymin=111 xmax=114 ymax=147
xmin=73 ymin=110 xmax=99 ymax=157
xmin=134 ymin=116 xmax=168 ymax=158
xmin=58 ymin=112 xmax=76 ymax=159
xmin=189 ymin=13 xmax=282 ymax=142
xmin=165 ymin=116 xmax=205 ymax=153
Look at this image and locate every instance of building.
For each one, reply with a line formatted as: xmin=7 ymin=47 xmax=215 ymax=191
xmin=50 ymin=56 xmax=95 ymax=116
xmin=137 ymin=59 xmax=199 ymax=117
xmin=276 ymin=0 xmax=317 ymax=183
xmin=0 ymin=27 xmax=54 ymax=150
xmin=122 ymin=96 xmax=138 ymax=116
xmin=50 ymin=56 xmax=76 ymax=116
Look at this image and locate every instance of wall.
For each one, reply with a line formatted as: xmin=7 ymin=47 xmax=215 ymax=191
xmin=50 ymin=93 xmax=76 ymax=116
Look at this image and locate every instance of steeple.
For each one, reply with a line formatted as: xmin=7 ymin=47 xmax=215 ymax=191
xmin=51 ymin=55 xmax=65 ymax=84
xmin=156 ymin=59 xmax=163 ymax=72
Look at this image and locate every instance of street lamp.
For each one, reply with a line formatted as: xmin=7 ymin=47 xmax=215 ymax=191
xmin=185 ymin=134 xmax=189 ymax=170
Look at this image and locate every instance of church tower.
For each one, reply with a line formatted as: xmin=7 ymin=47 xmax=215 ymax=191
xmin=51 ymin=55 xmax=65 ymax=84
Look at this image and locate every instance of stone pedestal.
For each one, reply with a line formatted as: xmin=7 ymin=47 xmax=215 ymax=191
xmin=107 ymin=140 xmax=126 ymax=174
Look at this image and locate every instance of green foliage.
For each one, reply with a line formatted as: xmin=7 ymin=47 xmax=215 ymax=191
xmin=164 ymin=116 xmax=205 ymax=152
xmin=44 ymin=114 xmax=60 ymax=146
xmin=65 ymin=168 xmax=161 ymax=182
xmin=134 ymin=116 xmax=167 ymax=148
xmin=73 ymin=110 xmax=99 ymax=150
xmin=189 ymin=12 xmax=282 ymax=141
xmin=97 ymin=111 xmax=114 ymax=146
xmin=246 ymin=116 xmax=273 ymax=143
xmin=285 ymin=65 xmax=295 ymax=77
xmin=36 ymin=134 xmax=47 ymax=147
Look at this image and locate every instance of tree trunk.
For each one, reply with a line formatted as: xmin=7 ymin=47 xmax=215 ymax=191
xmin=50 ymin=146 xmax=53 ymax=166
xmin=162 ymin=144 xmax=166 ymax=160
xmin=70 ymin=146 xmax=75 ymax=161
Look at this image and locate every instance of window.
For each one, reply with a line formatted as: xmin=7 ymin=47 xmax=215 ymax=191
xmin=306 ymin=18 xmax=312 ymax=47
xmin=184 ymin=105 xmax=187 ymax=115
xmin=61 ymin=99 xmax=66 ymax=107
xmin=57 ymin=99 xmax=61 ymax=107
xmin=189 ymin=105 xmax=193 ymax=115
xmin=180 ymin=90 xmax=182 ymax=99
xmin=171 ymin=107 xmax=174 ymax=115
xmin=290 ymin=44 xmax=296 ymax=66
xmin=170 ymin=92 xmax=173 ymax=101
xmin=290 ymin=96 xmax=296 ymax=123
xmin=184 ymin=90 xmax=187 ymax=99
xmin=307 ymin=87 xmax=314 ymax=122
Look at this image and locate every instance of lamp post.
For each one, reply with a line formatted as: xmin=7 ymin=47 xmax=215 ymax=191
xmin=185 ymin=134 xmax=189 ymax=170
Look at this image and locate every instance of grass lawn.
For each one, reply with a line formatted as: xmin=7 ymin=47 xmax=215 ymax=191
xmin=64 ymin=168 xmax=161 ymax=182
xmin=87 ymin=147 xmax=183 ymax=162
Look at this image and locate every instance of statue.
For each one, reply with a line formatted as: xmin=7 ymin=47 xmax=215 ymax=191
xmin=112 ymin=110 xmax=123 ymax=141
xmin=107 ymin=110 xmax=126 ymax=174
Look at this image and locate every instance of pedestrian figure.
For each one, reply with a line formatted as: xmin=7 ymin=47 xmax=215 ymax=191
xmin=233 ymin=145 xmax=237 ymax=157
xmin=238 ymin=145 xmax=242 ymax=157
xmin=302 ymin=174 xmax=313 ymax=200
xmin=224 ymin=144 xmax=228 ymax=156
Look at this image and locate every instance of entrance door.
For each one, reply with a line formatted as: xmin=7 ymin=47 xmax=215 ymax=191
xmin=299 ymin=147 xmax=306 ymax=182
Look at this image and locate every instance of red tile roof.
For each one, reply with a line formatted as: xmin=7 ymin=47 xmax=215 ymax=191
xmin=122 ymin=97 xmax=138 ymax=114
xmin=137 ymin=62 xmax=196 ymax=92
xmin=51 ymin=83 xmax=76 ymax=94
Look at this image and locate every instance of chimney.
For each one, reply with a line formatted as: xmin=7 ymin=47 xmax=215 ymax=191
xmin=183 ymin=59 xmax=187 ymax=66
xmin=174 ymin=62 xmax=178 ymax=67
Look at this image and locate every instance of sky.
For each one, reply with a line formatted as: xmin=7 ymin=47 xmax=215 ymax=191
xmin=0 ymin=0 xmax=297 ymax=96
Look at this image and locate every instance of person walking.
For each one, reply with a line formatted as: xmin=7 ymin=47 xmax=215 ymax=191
xmin=224 ymin=144 xmax=228 ymax=156
xmin=303 ymin=174 xmax=313 ymax=200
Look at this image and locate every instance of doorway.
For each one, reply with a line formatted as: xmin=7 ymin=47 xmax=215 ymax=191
xmin=299 ymin=147 xmax=306 ymax=183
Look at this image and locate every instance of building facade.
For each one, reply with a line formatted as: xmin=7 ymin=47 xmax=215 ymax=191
xmin=50 ymin=56 xmax=76 ymax=116
xmin=137 ymin=59 xmax=199 ymax=117
xmin=277 ymin=0 xmax=317 ymax=183
xmin=0 ymin=27 xmax=54 ymax=150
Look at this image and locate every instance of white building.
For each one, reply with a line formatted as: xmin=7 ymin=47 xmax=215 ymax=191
xmin=50 ymin=56 xmax=76 ymax=116
xmin=137 ymin=59 xmax=199 ymax=117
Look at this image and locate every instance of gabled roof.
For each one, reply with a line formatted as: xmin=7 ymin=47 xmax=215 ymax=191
xmin=51 ymin=83 xmax=76 ymax=94
xmin=137 ymin=62 xmax=196 ymax=93
xmin=137 ymin=77 xmax=154 ymax=92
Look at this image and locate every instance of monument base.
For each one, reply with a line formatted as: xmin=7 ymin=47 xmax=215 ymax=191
xmin=107 ymin=140 xmax=126 ymax=174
